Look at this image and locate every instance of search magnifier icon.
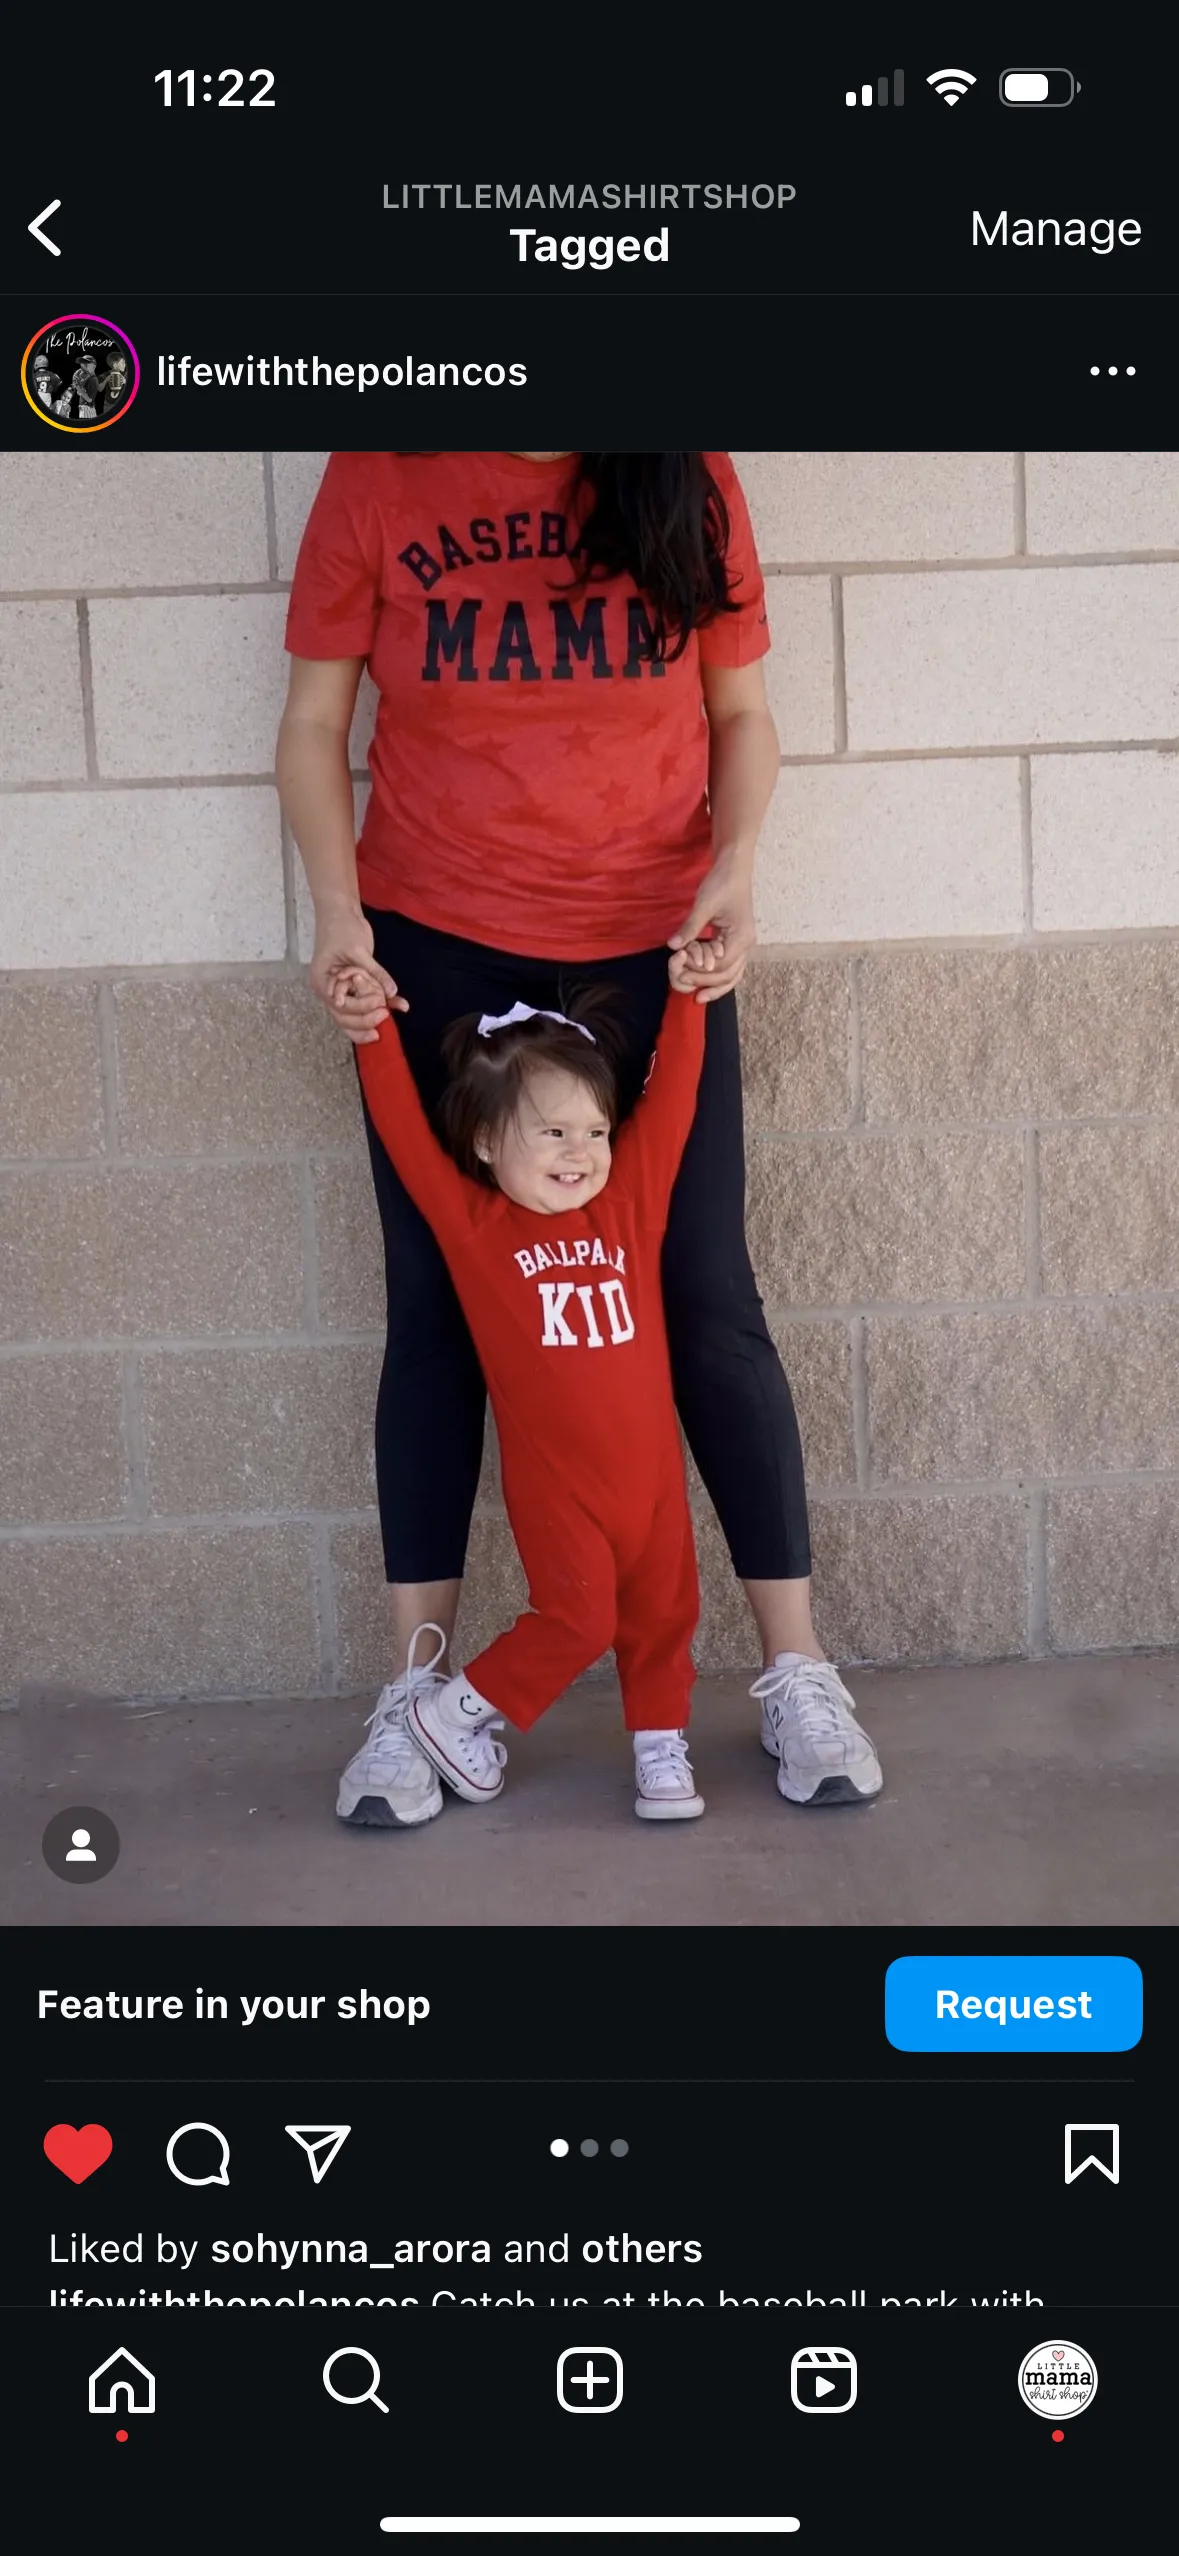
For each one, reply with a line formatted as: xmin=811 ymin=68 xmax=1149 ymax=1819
xmin=322 ymin=2348 xmax=389 ymax=2413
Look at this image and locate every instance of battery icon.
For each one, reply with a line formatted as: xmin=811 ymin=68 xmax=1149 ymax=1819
xmin=1000 ymin=68 xmax=1079 ymax=105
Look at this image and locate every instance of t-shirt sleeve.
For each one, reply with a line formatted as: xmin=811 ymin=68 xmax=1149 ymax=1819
xmin=610 ymin=988 xmax=707 ymax=1227
xmin=356 ymin=1013 xmax=473 ymax=1246
xmin=284 ymin=452 xmax=384 ymax=661
xmin=697 ymin=452 xmax=770 ymax=668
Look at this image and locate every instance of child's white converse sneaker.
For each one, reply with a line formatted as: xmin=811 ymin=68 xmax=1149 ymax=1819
xmin=751 ymin=1652 xmax=883 ymax=1805
xmin=634 ymin=1729 xmax=705 ymax=1821
xmin=335 ymin=1621 xmax=448 ymax=1828
xmin=407 ymin=1671 xmax=508 ymax=1802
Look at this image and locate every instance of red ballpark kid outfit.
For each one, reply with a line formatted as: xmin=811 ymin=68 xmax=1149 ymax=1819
xmin=357 ymin=990 xmax=707 ymax=1733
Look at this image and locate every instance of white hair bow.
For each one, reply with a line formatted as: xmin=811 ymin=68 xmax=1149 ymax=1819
xmin=476 ymin=1002 xmax=595 ymax=1044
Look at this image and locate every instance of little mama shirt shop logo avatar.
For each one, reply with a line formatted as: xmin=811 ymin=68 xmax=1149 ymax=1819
xmin=22 ymin=313 xmax=139 ymax=433
xmin=1017 ymin=2339 xmax=1098 ymax=2420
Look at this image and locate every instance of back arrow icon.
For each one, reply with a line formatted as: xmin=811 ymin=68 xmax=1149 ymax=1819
xmin=29 ymin=200 xmax=62 ymax=255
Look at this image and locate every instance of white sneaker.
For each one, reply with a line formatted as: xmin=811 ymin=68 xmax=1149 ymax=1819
xmin=407 ymin=1670 xmax=508 ymax=1803
xmin=335 ymin=1622 xmax=448 ymax=1828
xmin=634 ymin=1730 xmax=705 ymax=1822
xmin=751 ymin=1653 xmax=883 ymax=1805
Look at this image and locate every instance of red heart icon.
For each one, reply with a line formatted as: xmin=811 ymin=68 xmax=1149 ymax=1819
xmin=43 ymin=2123 xmax=113 ymax=2184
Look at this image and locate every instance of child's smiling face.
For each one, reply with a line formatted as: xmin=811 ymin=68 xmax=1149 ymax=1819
xmin=481 ymin=1064 xmax=612 ymax=1215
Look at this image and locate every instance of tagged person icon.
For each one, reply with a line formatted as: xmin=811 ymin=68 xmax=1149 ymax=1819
xmin=65 ymin=1826 xmax=97 ymax=1864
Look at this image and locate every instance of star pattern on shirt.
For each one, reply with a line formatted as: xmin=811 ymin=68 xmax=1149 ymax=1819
xmin=596 ymin=779 xmax=632 ymax=814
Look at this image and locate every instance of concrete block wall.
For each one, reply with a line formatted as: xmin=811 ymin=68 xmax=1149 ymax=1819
xmin=2 ymin=450 xmax=1178 ymax=1701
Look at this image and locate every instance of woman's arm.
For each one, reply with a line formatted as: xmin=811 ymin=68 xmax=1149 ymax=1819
xmin=276 ymin=656 xmax=400 ymax=1044
xmin=667 ymin=659 xmax=780 ymax=1004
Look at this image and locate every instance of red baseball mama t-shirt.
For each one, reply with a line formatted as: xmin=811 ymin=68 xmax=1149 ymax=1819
xmin=284 ymin=450 xmax=770 ymax=958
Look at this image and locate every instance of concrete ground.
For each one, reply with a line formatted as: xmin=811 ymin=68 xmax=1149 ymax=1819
xmin=2 ymin=1654 xmax=1176 ymax=1928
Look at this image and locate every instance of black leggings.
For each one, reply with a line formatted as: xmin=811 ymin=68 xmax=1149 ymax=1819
xmin=358 ymin=908 xmax=812 ymax=1586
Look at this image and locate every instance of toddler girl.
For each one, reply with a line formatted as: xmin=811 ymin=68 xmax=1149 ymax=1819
xmin=337 ymin=949 xmax=714 ymax=1824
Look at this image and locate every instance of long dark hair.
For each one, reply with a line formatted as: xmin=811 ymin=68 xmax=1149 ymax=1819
xmin=566 ymin=454 xmax=739 ymax=661
xmin=392 ymin=452 xmax=739 ymax=662
xmin=435 ymin=986 xmax=624 ymax=1189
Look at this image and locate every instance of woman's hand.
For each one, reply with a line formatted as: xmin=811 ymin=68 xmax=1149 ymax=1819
xmin=667 ymin=856 xmax=758 ymax=1003
xmin=309 ymin=904 xmax=407 ymax=1045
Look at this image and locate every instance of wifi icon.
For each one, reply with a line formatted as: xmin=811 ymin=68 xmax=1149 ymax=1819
xmin=927 ymin=67 xmax=976 ymax=103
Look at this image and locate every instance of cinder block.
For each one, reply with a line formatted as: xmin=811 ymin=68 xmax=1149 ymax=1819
xmin=114 ymin=980 xmax=363 ymax=1153
xmin=0 ymin=985 xmax=105 ymax=1158
xmin=867 ymin=1304 xmax=1179 ymax=1480
xmin=692 ymin=1485 xmax=1029 ymax=1666
xmin=763 ymin=576 xmax=835 ymax=753
xmin=89 ymin=594 xmax=289 ymax=778
xmin=861 ymin=951 xmax=1030 ymax=1123
xmin=1039 ymin=1125 xmax=1179 ymax=1293
xmin=758 ymin=759 xmax=1024 ymax=942
xmin=807 ymin=1492 xmax=1030 ymax=1663
xmin=0 ymin=603 xmax=85 ymax=782
xmin=746 ymin=1131 xmax=1025 ymax=1305
xmin=860 ymin=944 xmax=1179 ymax=1122
xmin=1047 ymin=1485 xmax=1179 ymax=1649
xmin=1026 ymin=451 xmax=1179 ymax=555
xmin=844 ymin=565 xmax=1179 ymax=750
xmin=0 ymin=453 xmax=269 ymax=589
xmin=737 ymin=957 xmax=851 ymax=1129
xmin=1048 ymin=1482 xmax=1176 ymax=1656
xmin=1031 ymin=751 xmax=1179 ymax=932
xmin=0 ymin=1524 xmax=319 ymax=1702
xmin=0 ymin=1162 xmax=305 ymax=1340
xmin=0 ymin=788 xmax=286 ymax=966
xmin=140 ymin=1343 xmax=379 ymax=1513
xmin=0 ymin=1352 xmax=128 ymax=1523
xmin=1028 ymin=943 xmax=1179 ymax=1112
xmin=732 ymin=452 xmax=1014 ymax=564
xmin=311 ymin=1158 xmax=386 ymax=1330
xmin=272 ymin=451 xmax=330 ymax=582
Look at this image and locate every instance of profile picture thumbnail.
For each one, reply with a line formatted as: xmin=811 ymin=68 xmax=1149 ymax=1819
xmin=22 ymin=313 xmax=139 ymax=433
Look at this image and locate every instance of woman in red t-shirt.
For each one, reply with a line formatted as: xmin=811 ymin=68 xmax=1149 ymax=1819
xmin=277 ymin=453 xmax=882 ymax=1827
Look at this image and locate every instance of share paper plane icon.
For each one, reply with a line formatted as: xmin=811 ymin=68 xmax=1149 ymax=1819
xmin=285 ymin=2124 xmax=351 ymax=2183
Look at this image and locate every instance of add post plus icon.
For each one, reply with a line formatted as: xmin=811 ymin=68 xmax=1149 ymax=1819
xmin=285 ymin=2124 xmax=351 ymax=2183
xmin=557 ymin=2347 xmax=624 ymax=2413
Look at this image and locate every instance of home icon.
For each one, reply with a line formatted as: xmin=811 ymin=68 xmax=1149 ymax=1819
xmin=88 ymin=2348 xmax=156 ymax=2415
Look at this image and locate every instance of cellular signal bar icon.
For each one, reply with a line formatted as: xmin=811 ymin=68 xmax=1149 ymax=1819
xmin=846 ymin=72 xmax=905 ymax=106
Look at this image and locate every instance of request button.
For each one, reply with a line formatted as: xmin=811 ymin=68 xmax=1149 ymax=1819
xmin=885 ymin=1956 xmax=1142 ymax=2052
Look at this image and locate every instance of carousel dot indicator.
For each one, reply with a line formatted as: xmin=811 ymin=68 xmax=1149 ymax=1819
xmin=550 ymin=2138 xmax=570 ymax=2158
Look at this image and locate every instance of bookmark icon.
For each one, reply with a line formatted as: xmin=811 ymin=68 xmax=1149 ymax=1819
xmin=1063 ymin=2123 xmax=1119 ymax=2184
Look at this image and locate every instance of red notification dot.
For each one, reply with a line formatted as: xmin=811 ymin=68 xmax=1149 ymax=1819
xmin=1051 ymin=2430 xmax=1064 ymax=2443
xmin=116 ymin=2431 xmax=128 ymax=2443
